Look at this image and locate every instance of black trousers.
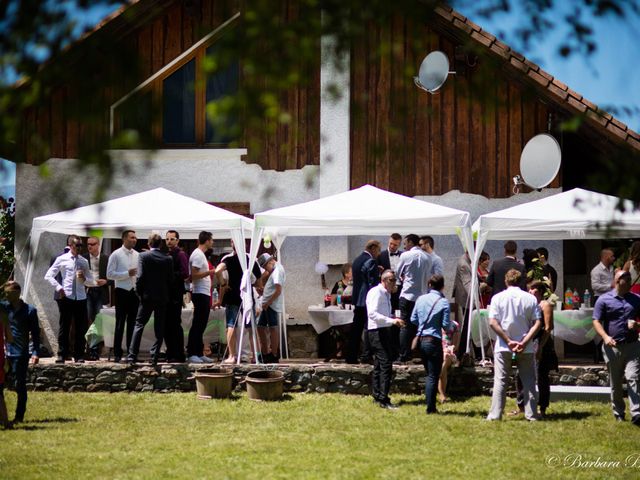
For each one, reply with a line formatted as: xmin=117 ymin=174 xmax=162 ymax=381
xmin=187 ymin=293 xmax=210 ymax=357
xmin=114 ymin=288 xmax=139 ymax=358
xmin=346 ymin=306 xmax=367 ymax=364
xmin=57 ymin=297 xmax=88 ymax=360
xmin=128 ymin=298 xmax=168 ymax=361
xmin=164 ymin=297 xmax=185 ymax=361
xmin=398 ymin=297 xmax=417 ymax=361
xmin=368 ymin=328 xmax=394 ymax=404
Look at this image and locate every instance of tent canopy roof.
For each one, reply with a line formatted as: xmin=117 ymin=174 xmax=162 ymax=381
xmin=254 ymin=185 xmax=472 ymax=237
xmin=472 ymin=188 xmax=640 ymax=241
xmin=31 ymin=188 xmax=253 ymax=239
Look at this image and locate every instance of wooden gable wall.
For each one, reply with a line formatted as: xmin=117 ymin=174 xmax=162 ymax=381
xmin=25 ymin=0 xmax=320 ymax=171
xmin=350 ymin=16 xmax=561 ymax=198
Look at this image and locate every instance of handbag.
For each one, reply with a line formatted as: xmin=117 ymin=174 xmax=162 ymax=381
xmin=410 ymin=296 xmax=443 ymax=353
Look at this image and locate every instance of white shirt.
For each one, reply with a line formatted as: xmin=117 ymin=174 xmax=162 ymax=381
xmin=389 ymin=251 xmax=401 ymax=272
xmin=430 ymin=251 xmax=444 ymax=276
xmin=107 ymin=246 xmax=139 ymax=290
xmin=590 ymin=262 xmax=613 ymax=297
xmin=44 ymin=252 xmax=93 ymax=300
xmin=86 ymin=254 xmax=100 ymax=287
xmin=262 ymin=263 xmax=286 ymax=313
xmin=366 ymin=284 xmax=395 ymax=330
xmin=190 ymin=248 xmax=211 ymax=296
xmin=489 ymin=286 xmax=541 ymax=354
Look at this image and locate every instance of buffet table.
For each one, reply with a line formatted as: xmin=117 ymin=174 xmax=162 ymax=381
xmin=471 ymin=307 xmax=600 ymax=347
xmin=307 ymin=306 xmax=354 ymax=334
xmin=91 ymin=306 xmax=227 ymax=351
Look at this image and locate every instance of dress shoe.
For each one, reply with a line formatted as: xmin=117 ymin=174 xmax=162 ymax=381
xmin=55 ymin=356 xmax=65 ymax=364
xmin=379 ymin=402 xmax=399 ymax=410
xmin=631 ymin=416 xmax=640 ymax=426
xmin=75 ymin=358 xmax=85 ymax=364
xmin=113 ymin=356 xmax=121 ymax=364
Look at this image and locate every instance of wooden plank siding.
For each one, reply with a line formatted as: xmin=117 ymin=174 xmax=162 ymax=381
xmin=28 ymin=0 xmax=320 ymax=172
xmin=350 ymin=16 xmax=559 ymax=197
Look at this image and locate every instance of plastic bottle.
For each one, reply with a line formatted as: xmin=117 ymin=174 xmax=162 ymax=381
xmin=212 ymin=288 xmax=219 ymax=304
xmin=564 ymin=288 xmax=573 ymax=309
xmin=573 ymin=289 xmax=580 ymax=309
xmin=337 ymin=285 xmax=344 ymax=309
xmin=583 ymin=289 xmax=591 ymax=309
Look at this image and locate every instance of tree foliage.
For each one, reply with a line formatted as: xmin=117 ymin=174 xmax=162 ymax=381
xmin=0 ymin=195 xmax=15 ymax=284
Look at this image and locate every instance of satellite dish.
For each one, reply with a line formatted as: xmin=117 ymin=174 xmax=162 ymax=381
xmin=518 ymin=133 xmax=562 ymax=190
xmin=414 ymin=51 xmax=452 ymax=93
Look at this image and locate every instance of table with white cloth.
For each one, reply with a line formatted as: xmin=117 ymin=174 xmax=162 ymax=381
xmin=470 ymin=307 xmax=601 ymax=347
xmin=91 ymin=306 xmax=227 ymax=352
xmin=307 ymin=305 xmax=354 ymax=334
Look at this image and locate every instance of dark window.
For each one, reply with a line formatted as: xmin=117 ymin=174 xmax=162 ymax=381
xmin=116 ymin=90 xmax=153 ymax=139
xmin=205 ymin=44 xmax=239 ymax=144
xmin=163 ymin=59 xmax=196 ymax=144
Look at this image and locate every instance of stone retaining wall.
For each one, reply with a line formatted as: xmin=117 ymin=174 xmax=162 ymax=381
xmin=7 ymin=363 xmax=610 ymax=396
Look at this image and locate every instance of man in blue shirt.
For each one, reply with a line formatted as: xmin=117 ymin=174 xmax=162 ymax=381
xmin=2 ymin=281 xmax=40 ymax=424
xmin=411 ymin=274 xmax=452 ymax=413
xmin=593 ymin=269 xmax=640 ymax=425
xmin=396 ymin=234 xmax=432 ymax=362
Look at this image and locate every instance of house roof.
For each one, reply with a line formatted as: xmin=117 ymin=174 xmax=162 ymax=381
xmin=431 ymin=4 xmax=640 ymax=152
xmin=23 ymin=1 xmax=640 ymax=153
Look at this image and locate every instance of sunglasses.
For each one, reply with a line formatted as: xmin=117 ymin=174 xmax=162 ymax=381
xmin=74 ymin=243 xmax=83 ymax=248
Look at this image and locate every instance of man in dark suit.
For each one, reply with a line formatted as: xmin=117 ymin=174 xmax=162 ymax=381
xmin=347 ymin=239 xmax=382 ymax=364
xmin=82 ymin=236 xmax=112 ymax=360
xmin=487 ymin=240 xmax=526 ymax=298
xmin=127 ymin=233 xmax=174 ymax=364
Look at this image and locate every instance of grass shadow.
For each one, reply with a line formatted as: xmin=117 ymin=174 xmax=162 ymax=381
xmin=7 ymin=424 xmax=47 ymax=431
xmin=29 ymin=417 xmax=79 ymax=424
xmin=437 ymin=409 xmax=489 ymax=418
xmin=541 ymin=411 xmax=593 ymax=421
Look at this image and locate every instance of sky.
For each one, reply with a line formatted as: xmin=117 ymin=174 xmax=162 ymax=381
xmin=2 ymin=1 xmax=639 ymax=194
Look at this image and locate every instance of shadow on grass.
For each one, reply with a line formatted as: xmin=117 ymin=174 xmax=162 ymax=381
xmin=8 ymin=424 xmax=47 ymax=431
xmin=541 ymin=411 xmax=593 ymax=421
xmin=29 ymin=417 xmax=79 ymax=424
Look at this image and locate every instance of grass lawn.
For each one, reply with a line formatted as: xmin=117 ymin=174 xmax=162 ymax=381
xmin=1 ymin=391 xmax=639 ymax=479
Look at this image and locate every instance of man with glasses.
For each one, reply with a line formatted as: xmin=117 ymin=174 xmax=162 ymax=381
xmin=82 ymin=236 xmax=111 ymax=360
xmin=44 ymin=235 xmax=93 ymax=364
xmin=367 ymin=269 xmax=405 ymax=409
xmin=107 ymin=230 xmax=139 ymax=363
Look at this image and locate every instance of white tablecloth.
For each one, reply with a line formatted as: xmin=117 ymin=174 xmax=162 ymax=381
xmin=471 ymin=307 xmax=601 ymax=347
xmin=95 ymin=307 xmax=227 ymax=351
xmin=307 ymin=306 xmax=354 ymax=334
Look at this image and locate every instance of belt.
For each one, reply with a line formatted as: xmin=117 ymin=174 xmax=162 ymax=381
xmin=419 ymin=335 xmax=440 ymax=344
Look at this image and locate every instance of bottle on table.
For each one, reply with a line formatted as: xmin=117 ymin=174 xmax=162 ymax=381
xmin=324 ymin=289 xmax=331 ymax=308
xmin=583 ymin=289 xmax=591 ymax=309
xmin=564 ymin=288 xmax=573 ymax=310
xmin=337 ymin=285 xmax=344 ymax=309
xmin=572 ymin=289 xmax=580 ymax=309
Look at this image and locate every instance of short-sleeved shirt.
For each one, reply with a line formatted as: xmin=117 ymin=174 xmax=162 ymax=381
xmin=593 ymin=289 xmax=640 ymax=343
xmin=262 ymin=263 xmax=286 ymax=313
xmin=489 ymin=286 xmax=541 ymax=354
xmin=221 ymin=253 xmax=262 ymax=307
xmin=189 ymin=248 xmax=210 ymax=296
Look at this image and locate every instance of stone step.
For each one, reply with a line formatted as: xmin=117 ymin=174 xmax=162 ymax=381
xmin=550 ymin=385 xmax=611 ymax=402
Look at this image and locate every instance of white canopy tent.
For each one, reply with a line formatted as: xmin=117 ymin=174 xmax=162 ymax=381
xmin=23 ymin=188 xmax=255 ymax=304
xmin=244 ymin=184 xmax=475 ymax=362
xmin=469 ymin=188 xmax=640 ymax=357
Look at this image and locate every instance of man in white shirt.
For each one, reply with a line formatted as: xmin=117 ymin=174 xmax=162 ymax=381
xmin=187 ymin=231 xmax=215 ymax=364
xmin=44 ymin=234 xmax=93 ymax=363
xmin=591 ymin=248 xmax=615 ymax=302
xmin=396 ymin=234 xmax=432 ymax=362
xmin=367 ymin=269 xmax=405 ymax=409
xmin=106 ymin=230 xmax=139 ymax=363
xmin=486 ymin=269 xmax=542 ymax=421
xmin=257 ymin=253 xmax=286 ymax=363
xmin=82 ymin=236 xmax=111 ymax=360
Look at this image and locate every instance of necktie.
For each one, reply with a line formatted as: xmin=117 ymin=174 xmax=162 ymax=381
xmin=390 ymin=252 xmax=400 ymax=257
